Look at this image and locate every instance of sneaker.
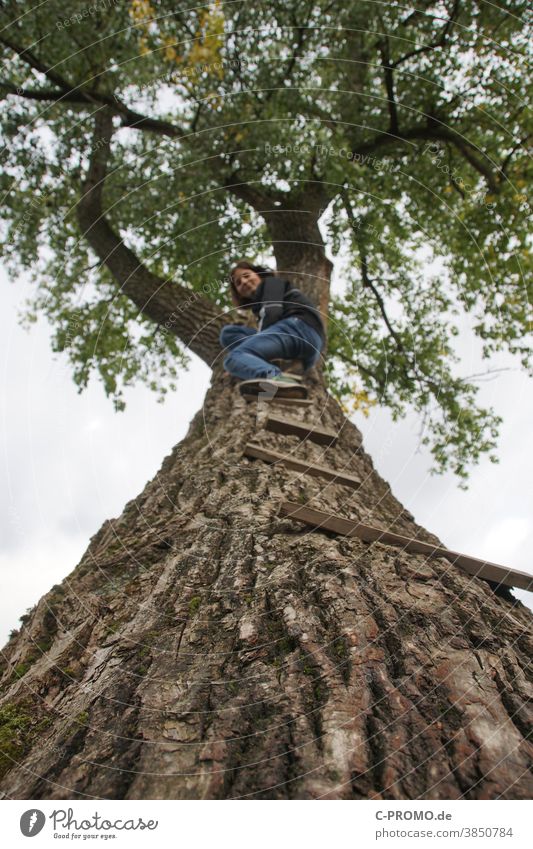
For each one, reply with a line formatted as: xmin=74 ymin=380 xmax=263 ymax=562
xmin=239 ymin=374 xmax=308 ymax=399
xmin=266 ymin=373 xmax=306 ymax=388
xmin=276 ymin=370 xmax=304 ymax=382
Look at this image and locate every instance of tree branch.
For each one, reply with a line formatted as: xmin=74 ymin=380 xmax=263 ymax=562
xmin=222 ymin=175 xmax=277 ymax=212
xmin=341 ymin=189 xmax=451 ymax=404
xmin=0 ymin=35 xmax=78 ymax=93
xmin=340 ymin=352 xmax=387 ymax=393
xmin=0 ymin=35 xmax=186 ymax=137
xmin=0 ymin=81 xmax=85 ymax=103
xmin=350 ymin=121 xmax=501 ymax=193
xmin=392 ymin=0 xmax=461 ymax=68
xmin=446 ymin=144 xmax=466 ymax=198
xmin=379 ymin=37 xmax=399 ymax=135
xmin=400 ymin=1 xmax=436 ymax=29
xmin=499 ymin=133 xmax=531 ymax=177
xmin=341 ymin=190 xmax=406 ymax=351
xmin=76 ymin=108 xmax=225 ymax=368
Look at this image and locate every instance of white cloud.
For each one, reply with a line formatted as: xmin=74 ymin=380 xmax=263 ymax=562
xmin=481 ymin=518 xmax=531 ymax=564
xmin=0 ymin=534 xmax=89 ymax=638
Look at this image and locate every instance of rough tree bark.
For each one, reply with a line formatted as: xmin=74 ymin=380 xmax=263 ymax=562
xmin=226 ymin=176 xmax=333 ymax=324
xmin=264 ymin=209 xmax=333 ymax=331
xmin=0 ymin=365 xmax=532 ymax=800
xmin=0 ymin=109 xmax=531 ymax=803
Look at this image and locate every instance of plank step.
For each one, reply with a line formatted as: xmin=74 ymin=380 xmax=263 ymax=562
xmin=245 ymin=443 xmax=361 ymax=489
xmin=265 ymin=414 xmax=338 ymax=446
xmin=279 ymin=502 xmax=533 ymax=593
xmin=242 ymin=395 xmax=313 ymax=407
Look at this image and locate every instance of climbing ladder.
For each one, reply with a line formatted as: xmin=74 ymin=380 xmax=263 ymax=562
xmin=244 ymin=443 xmax=361 ymax=490
xmin=242 ymin=391 xmax=533 ymax=593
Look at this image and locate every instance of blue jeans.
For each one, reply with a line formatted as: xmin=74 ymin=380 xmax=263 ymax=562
xmin=220 ymin=317 xmax=323 ymax=380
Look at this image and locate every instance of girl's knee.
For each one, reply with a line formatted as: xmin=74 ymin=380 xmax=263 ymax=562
xmin=220 ymin=325 xmax=234 ymax=347
xmin=223 ymin=352 xmax=235 ymax=372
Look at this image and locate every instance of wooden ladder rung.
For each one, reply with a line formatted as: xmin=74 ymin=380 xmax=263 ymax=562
xmin=242 ymin=395 xmax=313 ymax=407
xmin=279 ymin=502 xmax=533 ymax=592
xmin=245 ymin=443 xmax=361 ymax=489
xmin=265 ymin=414 xmax=338 ymax=446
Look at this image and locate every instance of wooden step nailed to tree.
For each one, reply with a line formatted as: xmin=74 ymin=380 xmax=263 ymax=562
xmin=242 ymin=394 xmax=313 ymax=407
xmin=279 ymin=502 xmax=533 ymax=592
xmin=245 ymin=443 xmax=361 ymax=489
xmin=265 ymin=414 xmax=338 ymax=446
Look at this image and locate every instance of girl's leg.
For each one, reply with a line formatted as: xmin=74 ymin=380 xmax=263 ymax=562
xmin=260 ymin=317 xmax=323 ymax=372
xmin=219 ymin=324 xmax=257 ymax=350
xmin=223 ymin=319 xmax=302 ymax=380
xmin=288 ymin=320 xmax=323 ymax=371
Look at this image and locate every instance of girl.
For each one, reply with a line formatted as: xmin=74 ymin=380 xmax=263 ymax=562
xmin=220 ymin=261 xmax=325 ymax=399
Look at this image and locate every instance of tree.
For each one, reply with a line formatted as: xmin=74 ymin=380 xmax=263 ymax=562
xmin=0 ymin=0 xmax=531 ymax=799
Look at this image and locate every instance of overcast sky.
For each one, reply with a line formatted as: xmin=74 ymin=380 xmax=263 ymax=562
xmin=1 ymin=262 xmax=532 ymax=644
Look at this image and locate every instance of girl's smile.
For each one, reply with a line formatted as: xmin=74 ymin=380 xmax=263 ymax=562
xmin=233 ymin=267 xmax=261 ymax=298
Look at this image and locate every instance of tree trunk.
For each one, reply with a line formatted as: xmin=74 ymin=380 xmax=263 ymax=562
xmin=76 ymin=107 xmax=226 ymax=369
xmin=1 ymin=369 xmax=532 ymax=800
xmin=262 ymin=190 xmax=333 ymax=327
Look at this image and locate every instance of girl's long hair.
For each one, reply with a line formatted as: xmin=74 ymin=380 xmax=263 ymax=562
xmin=228 ymin=260 xmax=275 ymax=307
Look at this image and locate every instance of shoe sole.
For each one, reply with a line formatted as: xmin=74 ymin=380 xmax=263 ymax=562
xmin=239 ymin=380 xmax=308 ymax=400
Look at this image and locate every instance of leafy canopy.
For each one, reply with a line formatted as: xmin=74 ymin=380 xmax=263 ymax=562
xmin=0 ymin=0 xmax=531 ymax=480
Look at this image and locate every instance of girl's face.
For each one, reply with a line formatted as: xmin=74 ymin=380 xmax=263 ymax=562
xmin=232 ymin=267 xmax=261 ymax=298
